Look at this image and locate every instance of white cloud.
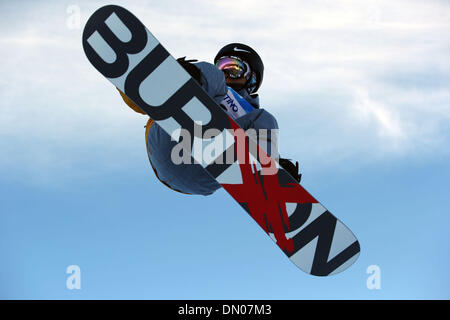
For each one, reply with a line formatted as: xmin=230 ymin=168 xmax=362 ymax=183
xmin=0 ymin=0 xmax=449 ymax=185
xmin=350 ymin=86 xmax=405 ymax=139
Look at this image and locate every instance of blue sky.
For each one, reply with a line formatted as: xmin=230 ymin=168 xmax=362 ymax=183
xmin=0 ymin=0 xmax=449 ymax=299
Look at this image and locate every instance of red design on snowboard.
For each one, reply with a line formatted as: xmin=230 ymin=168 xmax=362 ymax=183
xmin=221 ymin=120 xmax=318 ymax=254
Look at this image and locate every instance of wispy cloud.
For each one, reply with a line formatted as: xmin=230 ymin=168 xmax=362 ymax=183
xmin=0 ymin=0 xmax=449 ymax=185
xmin=350 ymin=86 xmax=405 ymax=139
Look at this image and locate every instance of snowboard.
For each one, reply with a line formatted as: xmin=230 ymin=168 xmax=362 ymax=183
xmin=82 ymin=5 xmax=360 ymax=276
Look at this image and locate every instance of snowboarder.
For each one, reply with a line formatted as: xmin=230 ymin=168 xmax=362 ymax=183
xmin=117 ymin=43 xmax=300 ymax=195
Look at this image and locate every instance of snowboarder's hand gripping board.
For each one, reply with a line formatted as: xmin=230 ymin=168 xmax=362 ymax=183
xmin=82 ymin=5 xmax=360 ymax=276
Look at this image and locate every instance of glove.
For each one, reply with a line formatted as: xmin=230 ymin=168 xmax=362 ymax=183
xmin=177 ymin=57 xmax=202 ymax=85
xmin=279 ymin=158 xmax=302 ymax=183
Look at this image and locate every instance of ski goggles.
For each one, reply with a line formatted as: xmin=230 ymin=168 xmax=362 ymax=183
xmin=215 ymin=56 xmax=251 ymax=79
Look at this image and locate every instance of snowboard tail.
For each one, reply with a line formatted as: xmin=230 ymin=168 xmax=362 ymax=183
xmin=82 ymin=5 xmax=360 ymax=276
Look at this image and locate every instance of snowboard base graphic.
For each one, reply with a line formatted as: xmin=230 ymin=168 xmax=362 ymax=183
xmin=82 ymin=5 xmax=360 ymax=276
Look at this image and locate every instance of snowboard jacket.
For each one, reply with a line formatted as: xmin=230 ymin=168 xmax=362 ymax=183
xmin=120 ymin=61 xmax=279 ymax=196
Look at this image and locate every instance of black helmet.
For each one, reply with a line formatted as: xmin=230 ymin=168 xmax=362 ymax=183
xmin=214 ymin=43 xmax=264 ymax=94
